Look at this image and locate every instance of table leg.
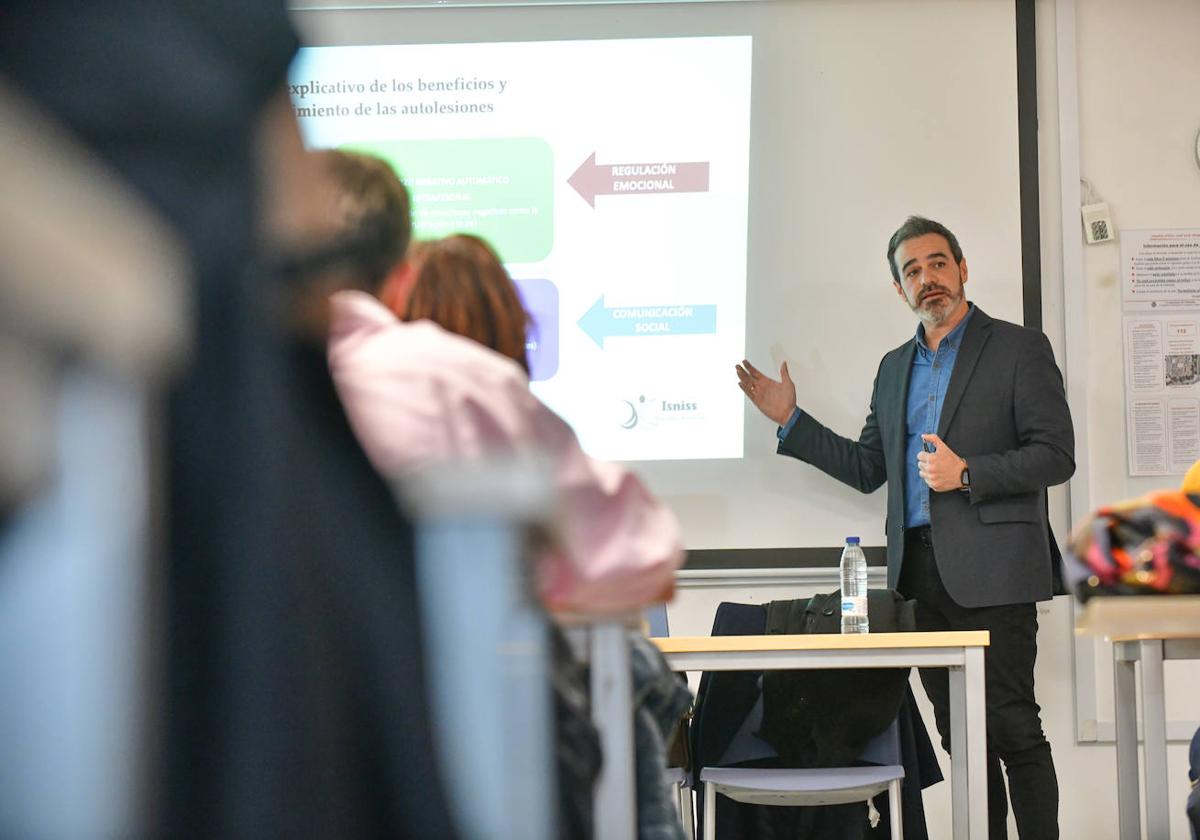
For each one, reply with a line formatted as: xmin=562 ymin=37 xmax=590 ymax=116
xmin=950 ymin=664 xmax=968 ymax=840
xmin=1113 ymin=641 xmax=1142 ymax=840
xmin=591 ymin=622 xmax=637 ymax=840
xmin=964 ymin=646 xmax=989 ymax=840
xmin=949 ymin=648 xmax=989 ymax=839
xmin=1139 ymin=640 xmax=1169 ymax=840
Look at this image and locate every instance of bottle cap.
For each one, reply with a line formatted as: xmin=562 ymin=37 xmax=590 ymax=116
xmin=846 ymin=537 xmax=860 ymax=545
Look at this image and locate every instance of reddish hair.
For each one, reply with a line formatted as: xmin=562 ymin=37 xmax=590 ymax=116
xmin=402 ymin=235 xmax=530 ymax=373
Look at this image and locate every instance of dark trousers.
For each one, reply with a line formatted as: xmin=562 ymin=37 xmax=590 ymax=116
xmin=899 ymin=526 xmax=1059 ymax=840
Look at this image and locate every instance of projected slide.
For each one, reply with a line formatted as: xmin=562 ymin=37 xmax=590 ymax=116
xmin=291 ymin=37 xmax=751 ymax=461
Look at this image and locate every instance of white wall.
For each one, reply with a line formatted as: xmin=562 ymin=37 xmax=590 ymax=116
xmin=1062 ymin=1 xmax=1200 ymax=837
xmin=1073 ymin=0 xmax=1200 ymax=510
xmin=670 ymin=2 xmax=1200 ymax=838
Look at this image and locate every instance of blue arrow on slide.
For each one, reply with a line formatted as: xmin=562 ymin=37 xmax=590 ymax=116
xmin=576 ymin=295 xmax=717 ymax=348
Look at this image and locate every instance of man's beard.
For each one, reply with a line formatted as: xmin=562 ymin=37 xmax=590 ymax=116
xmin=910 ymin=283 xmax=963 ymax=326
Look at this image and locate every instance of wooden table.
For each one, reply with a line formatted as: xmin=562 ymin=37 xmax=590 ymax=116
xmin=1076 ymin=595 xmax=1200 ymax=840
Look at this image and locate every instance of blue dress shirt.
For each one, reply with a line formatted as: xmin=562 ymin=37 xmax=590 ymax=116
xmin=902 ymin=305 xmax=973 ymax=527
xmin=777 ymin=304 xmax=975 ymax=528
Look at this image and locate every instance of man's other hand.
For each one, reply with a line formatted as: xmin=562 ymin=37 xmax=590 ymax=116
xmin=918 ymin=433 xmax=967 ymax=491
xmin=736 ymin=359 xmax=796 ymax=427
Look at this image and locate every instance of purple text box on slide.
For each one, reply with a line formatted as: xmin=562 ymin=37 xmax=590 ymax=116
xmin=514 ymin=277 xmax=558 ymax=382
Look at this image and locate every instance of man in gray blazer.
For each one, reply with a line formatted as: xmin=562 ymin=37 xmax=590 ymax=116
xmin=736 ymin=216 xmax=1074 ymax=839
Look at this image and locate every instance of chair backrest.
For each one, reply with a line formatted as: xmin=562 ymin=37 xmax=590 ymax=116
xmin=854 ymin=718 xmax=902 ymax=767
xmin=644 ymin=603 xmax=670 ymax=638
xmin=716 ymin=693 xmax=778 ymax=766
xmin=1188 ymin=725 xmax=1200 ymax=840
xmin=1189 ymin=724 xmax=1200 ymax=783
xmin=717 ymin=691 xmax=901 ymax=769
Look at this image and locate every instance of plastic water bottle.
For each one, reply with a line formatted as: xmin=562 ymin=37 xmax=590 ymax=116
xmin=840 ymin=537 xmax=869 ymax=634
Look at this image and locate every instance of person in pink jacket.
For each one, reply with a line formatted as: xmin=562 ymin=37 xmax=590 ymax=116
xmin=320 ymin=150 xmax=683 ymax=614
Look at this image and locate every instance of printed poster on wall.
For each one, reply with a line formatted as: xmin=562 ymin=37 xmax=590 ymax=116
xmin=1121 ymin=229 xmax=1200 ymax=310
xmin=1123 ymin=314 xmax=1200 ymax=476
xmin=1121 ymin=229 xmax=1200 ymax=475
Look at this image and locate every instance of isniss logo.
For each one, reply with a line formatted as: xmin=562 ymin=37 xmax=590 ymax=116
xmin=618 ymin=396 xmax=700 ymax=430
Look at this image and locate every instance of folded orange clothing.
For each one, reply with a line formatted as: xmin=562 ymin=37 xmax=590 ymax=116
xmin=1067 ymin=489 xmax=1200 ymax=599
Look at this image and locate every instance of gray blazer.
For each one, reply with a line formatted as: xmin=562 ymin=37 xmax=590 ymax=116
xmin=778 ymin=306 xmax=1075 ymax=608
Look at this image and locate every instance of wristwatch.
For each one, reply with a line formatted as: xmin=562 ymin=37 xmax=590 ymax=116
xmin=960 ymin=461 xmax=971 ymax=490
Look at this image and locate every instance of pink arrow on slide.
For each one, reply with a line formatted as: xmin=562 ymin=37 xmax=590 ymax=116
xmin=567 ymin=152 xmax=710 ymax=207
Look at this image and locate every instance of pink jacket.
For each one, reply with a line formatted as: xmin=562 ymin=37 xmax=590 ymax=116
xmin=327 ymin=290 xmax=683 ymax=613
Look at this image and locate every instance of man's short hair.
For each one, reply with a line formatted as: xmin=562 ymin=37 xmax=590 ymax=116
xmin=886 ymin=216 xmax=964 ymax=284
xmin=318 ymin=149 xmax=412 ymax=290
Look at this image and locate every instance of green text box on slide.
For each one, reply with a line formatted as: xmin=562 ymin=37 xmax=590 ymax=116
xmin=345 ymin=138 xmax=554 ymax=263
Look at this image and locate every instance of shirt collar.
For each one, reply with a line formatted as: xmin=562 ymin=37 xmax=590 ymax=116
xmin=328 ymin=289 xmax=398 ymax=349
xmin=915 ymin=301 xmax=975 ymax=354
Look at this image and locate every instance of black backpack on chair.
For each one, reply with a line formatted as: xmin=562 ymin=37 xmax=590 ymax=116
xmin=687 ymin=592 xmax=939 ymax=840
xmin=759 ymin=590 xmax=915 ymax=768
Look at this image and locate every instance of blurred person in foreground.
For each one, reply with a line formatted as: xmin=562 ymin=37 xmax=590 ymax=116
xmin=0 ymin=5 xmax=459 ymax=837
xmin=317 ymin=148 xmax=683 ymax=614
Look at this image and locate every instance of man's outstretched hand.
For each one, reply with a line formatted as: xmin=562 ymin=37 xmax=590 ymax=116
xmin=735 ymin=359 xmax=796 ymax=427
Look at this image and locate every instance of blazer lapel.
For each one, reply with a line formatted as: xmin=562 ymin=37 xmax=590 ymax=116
xmin=886 ymin=341 xmax=916 ymax=461
xmin=938 ymin=306 xmax=992 ymax=437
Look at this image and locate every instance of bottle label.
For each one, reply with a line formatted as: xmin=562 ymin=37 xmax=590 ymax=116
xmin=841 ymin=595 xmax=867 ymax=617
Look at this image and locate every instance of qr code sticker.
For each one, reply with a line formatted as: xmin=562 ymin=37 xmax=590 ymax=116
xmin=1090 ymin=219 xmax=1109 ymax=241
xmin=1164 ymin=354 xmax=1200 ymax=387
